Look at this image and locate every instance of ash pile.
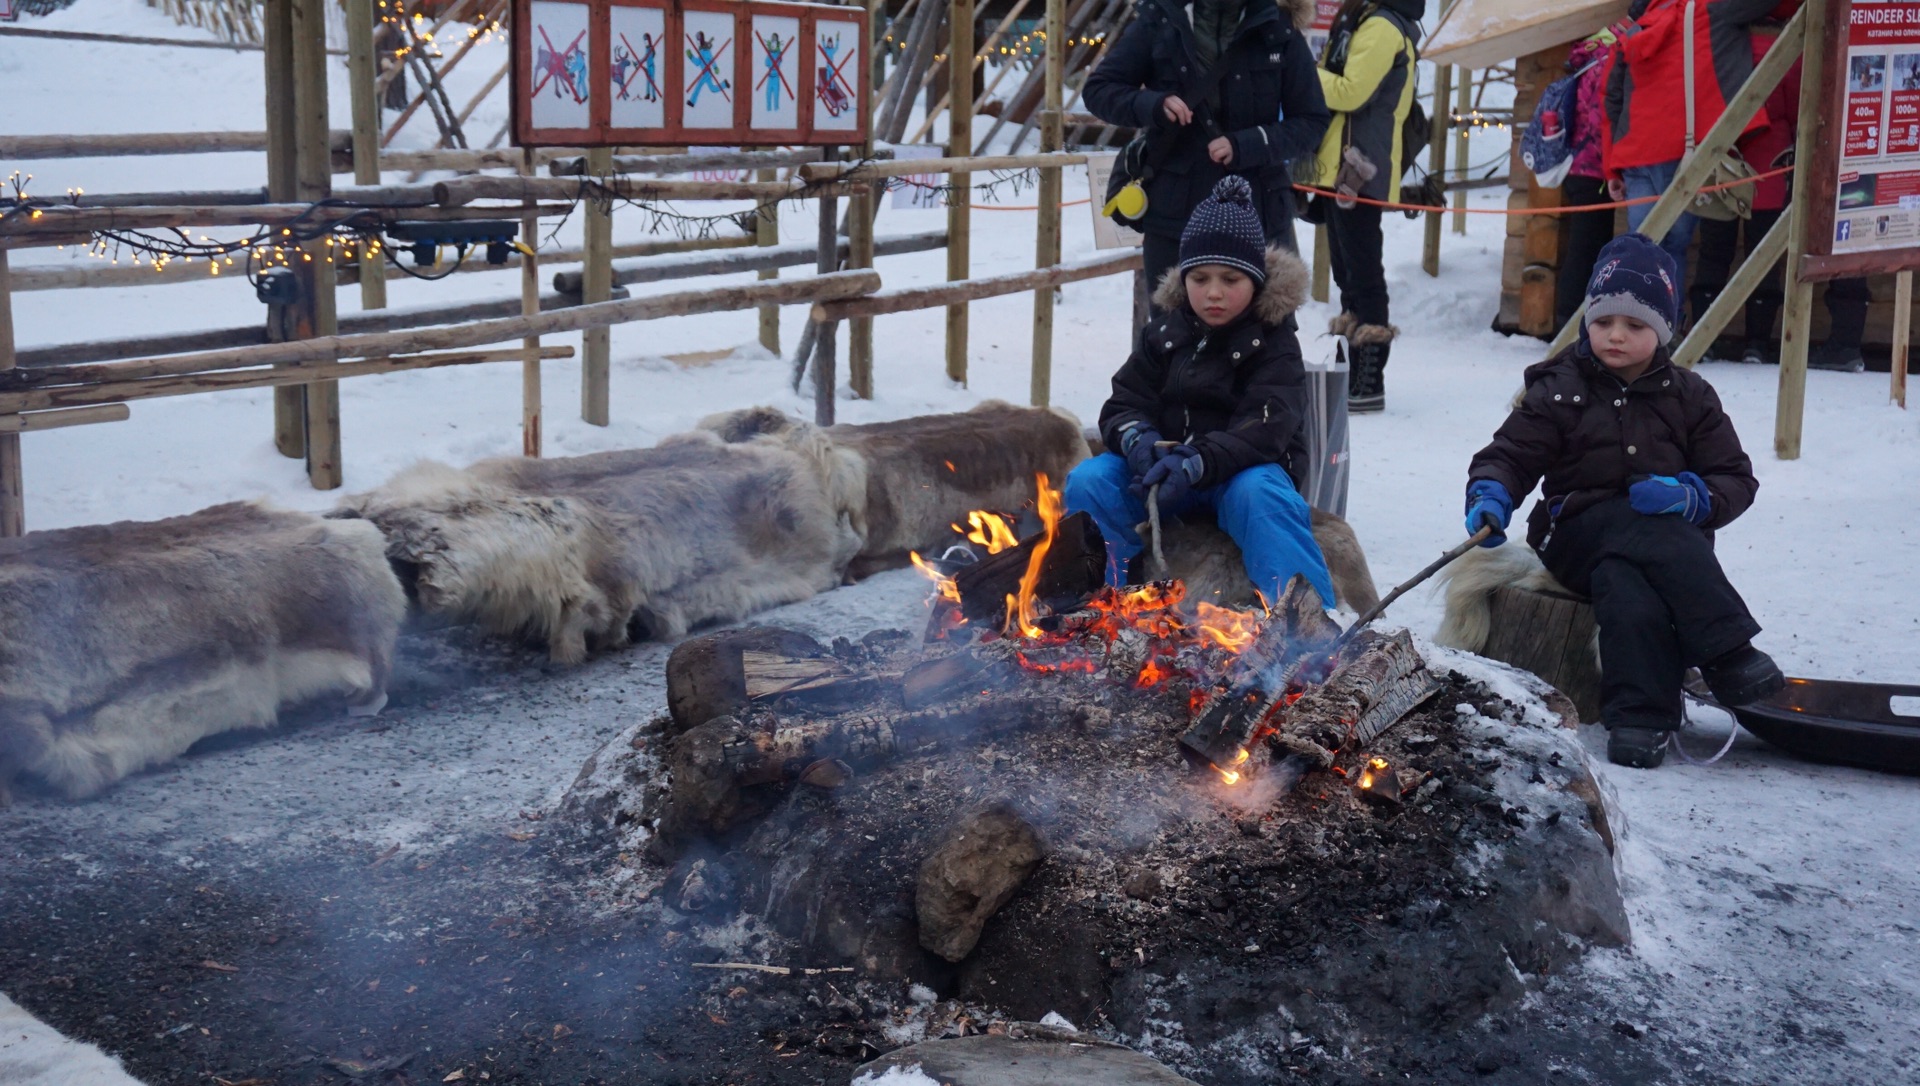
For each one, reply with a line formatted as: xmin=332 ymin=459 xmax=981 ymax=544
xmin=561 ymin=493 xmax=1630 ymax=1082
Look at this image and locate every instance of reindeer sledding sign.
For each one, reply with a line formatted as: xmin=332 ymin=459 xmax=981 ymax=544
xmin=513 ymin=0 xmax=866 ymax=146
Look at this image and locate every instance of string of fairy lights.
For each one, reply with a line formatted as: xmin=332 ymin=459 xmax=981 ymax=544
xmin=377 ymin=0 xmax=508 ymax=64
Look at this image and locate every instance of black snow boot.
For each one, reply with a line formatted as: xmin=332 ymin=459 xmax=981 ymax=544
xmin=1701 ymin=643 xmax=1786 ymax=707
xmin=1809 ymin=292 xmax=1868 ymax=372
xmin=1607 ymin=726 xmax=1670 ymax=769
xmin=1347 ymin=324 xmax=1395 ymax=414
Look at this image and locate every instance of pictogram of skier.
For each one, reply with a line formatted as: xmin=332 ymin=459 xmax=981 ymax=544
xmin=533 ymin=25 xmax=590 ymax=103
xmin=685 ymin=31 xmax=732 ymax=108
xmin=756 ymin=30 xmax=794 ymax=114
xmin=816 ymin=32 xmax=852 ymax=118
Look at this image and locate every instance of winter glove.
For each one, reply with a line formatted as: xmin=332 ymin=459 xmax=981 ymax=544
xmin=1628 ymin=472 xmax=1713 ymax=525
xmin=1139 ymin=444 xmax=1204 ymax=507
xmin=1463 ymin=479 xmax=1513 ymax=547
xmin=1119 ymin=424 xmax=1163 ymax=480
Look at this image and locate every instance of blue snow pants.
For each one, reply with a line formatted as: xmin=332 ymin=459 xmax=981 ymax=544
xmin=1062 ymin=453 xmax=1336 ymax=609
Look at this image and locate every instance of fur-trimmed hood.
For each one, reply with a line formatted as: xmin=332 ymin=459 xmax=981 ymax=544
xmin=1277 ymin=0 xmax=1317 ymax=32
xmin=1150 ymin=245 xmax=1311 ymax=327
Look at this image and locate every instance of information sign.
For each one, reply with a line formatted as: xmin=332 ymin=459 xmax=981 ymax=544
xmin=1805 ymin=0 xmax=1920 ymax=277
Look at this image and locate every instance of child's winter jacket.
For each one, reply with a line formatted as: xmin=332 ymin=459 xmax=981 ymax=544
xmin=1466 ymin=342 xmax=1759 ymax=549
xmin=1099 ymin=248 xmax=1313 ymax=489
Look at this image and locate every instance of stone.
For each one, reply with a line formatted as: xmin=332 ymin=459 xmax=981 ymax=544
xmin=854 ymin=1033 xmax=1201 ymax=1086
xmin=916 ymin=803 xmax=1046 ymax=963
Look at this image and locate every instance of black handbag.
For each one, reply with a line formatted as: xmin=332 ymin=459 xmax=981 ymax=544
xmin=1101 ymin=37 xmax=1262 ymax=227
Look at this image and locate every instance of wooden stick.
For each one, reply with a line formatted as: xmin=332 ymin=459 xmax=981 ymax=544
xmin=0 ymin=23 xmax=347 ymax=54
xmin=0 ymin=202 xmax=574 ymax=237
xmin=1 ymin=272 xmax=881 ymax=403
xmin=757 ymin=167 xmax=781 ymax=355
xmin=798 ymin=152 xmax=1088 ymax=183
xmin=1422 ymin=64 xmax=1452 ymax=278
xmin=346 ymin=0 xmax=390 ymax=321
xmin=811 ymin=159 xmax=841 ymax=425
xmin=1892 ymin=270 xmax=1911 ymax=409
xmin=0 ymin=129 xmax=347 ymax=160
xmin=1452 ymin=68 xmax=1473 ymax=235
xmin=815 ymin=250 xmax=1137 ymax=321
xmin=0 ymin=403 xmax=131 ymax=434
xmin=432 ymin=175 xmax=801 ymax=206
xmin=264 ymin=0 xmax=303 ymax=461
xmin=0 ymin=249 xmax=21 ymax=536
xmin=905 ymin=0 xmax=1037 ymax=145
xmin=1332 ymin=526 xmax=1497 ymax=653
xmin=1031 ymin=0 xmax=1066 ymax=409
xmin=294 ymin=0 xmax=342 ymax=490
xmin=456 ymin=57 xmax=512 ymax=131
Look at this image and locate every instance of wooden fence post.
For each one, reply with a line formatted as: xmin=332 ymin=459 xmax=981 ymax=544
xmin=294 ymin=0 xmax=341 ymax=489
xmin=756 ymin=166 xmax=780 ymax=355
xmin=1452 ymin=67 xmax=1472 ymax=235
xmin=0 ymin=250 xmax=21 ymax=537
xmin=264 ymin=0 xmax=304 ymax=459
xmin=521 ymin=147 xmax=543 ymax=456
xmin=848 ymin=0 xmax=880 ymax=399
xmin=1029 ymin=0 xmax=1065 ymax=408
xmin=345 ymin=0 xmax=387 ymax=317
xmin=1776 ymin=0 xmax=1825 ymax=460
xmin=581 ymin=145 xmax=614 ymax=426
xmin=1892 ymin=270 xmax=1911 ymax=409
xmin=946 ymin=0 xmax=974 ymax=386
xmin=1422 ymin=64 xmax=1453 ymax=277
xmin=812 ymin=162 xmax=841 ymax=425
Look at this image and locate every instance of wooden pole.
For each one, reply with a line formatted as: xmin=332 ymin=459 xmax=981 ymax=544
xmin=521 ymin=148 xmax=543 ymax=457
xmin=1452 ymin=68 xmax=1472 ymax=235
xmin=264 ymin=0 xmax=304 ymax=459
xmin=294 ymin=0 xmax=341 ymax=490
xmin=1422 ymin=64 xmax=1453 ymax=277
xmin=1311 ymin=222 xmax=1330 ymax=304
xmin=346 ymin=0 xmax=389 ymax=319
xmin=947 ymin=0 xmax=975 ymax=386
xmin=756 ymin=167 xmax=781 ymax=355
xmin=0 ymin=403 xmax=131 ymax=435
xmin=848 ymin=0 xmax=880 ymax=400
xmin=1030 ymin=0 xmax=1065 ymax=408
xmin=1891 ymin=270 xmax=1911 ymax=409
xmin=812 ymin=148 xmax=841 ymax=425
xmin=581 ymin=146 xmax=614 ymax=426
xmin=0 ymin=250 xmax=22 ymax=537
xmin=1776 ymin=0 xmax=1824 ymax=460
xmin=1670 ymin=211 xmax=1790 ymax=369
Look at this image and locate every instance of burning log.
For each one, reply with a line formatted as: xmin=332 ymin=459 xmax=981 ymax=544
xmin=1280 ymin=629 xmax=1444 ymax=764
xmin=949 ymin=510 xmax=1105 ymax=627
xmin=1177 ymin=574 xmax=1341 ymax=775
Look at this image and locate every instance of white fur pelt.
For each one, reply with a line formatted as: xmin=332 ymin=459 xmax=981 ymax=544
xmin=700 ymin=400 xmax=1090 ymax=573
xmin=1432 ymin=543 xmax=1575 ymax=653
xmin=1155 ymin=510 xmax=1381 ymax=613
xmin=334 ymin=422 xmax=866 ymax=664
xmin=0 ymin=503 xmax=404 ymax=802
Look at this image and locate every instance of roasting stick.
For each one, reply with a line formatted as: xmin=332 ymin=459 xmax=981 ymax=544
xmin=691 ymin=962 xmax=855 ymax=977
xmin=1146 ymin=484 xmax=1168 ymax=573
xmin=1329 ymin=525 xmax=1496 ymax=652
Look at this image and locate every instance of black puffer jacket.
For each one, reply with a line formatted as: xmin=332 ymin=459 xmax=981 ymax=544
xmin=1099 ymin=247 xmax=1313 ymax=488
xmin=1083 ymin=0 xmax=1330 ymax=239
xmin=1467 ymin=342 xmax=1759 ymax=549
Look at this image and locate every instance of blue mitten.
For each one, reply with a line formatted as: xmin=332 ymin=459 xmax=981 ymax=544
xmin=1120 ymin=425 xmax=1163 ymax=479
xmin=1140 ymin=445 xmax=1203 ymax=507
xmin=1629 ymin=472 xmax=1713 ymax=525
xmin=1463 ymin=479 xmax=1513 ymax=547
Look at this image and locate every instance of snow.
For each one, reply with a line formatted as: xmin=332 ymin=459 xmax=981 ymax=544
xmin=0 ymin=994 xmax=144 ymax=1086
xmin=5 ymin=4 xmax=1920 ymax=1084
xmin=851 ymin=1065 xmax=944 ymax=1086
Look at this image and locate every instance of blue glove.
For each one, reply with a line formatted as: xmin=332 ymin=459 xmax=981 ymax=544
xmin=1463 ymin=479 xmax=1513 ymax=547
xmin=1628 ymin=472 xmax=1713 ymax=525
xmin=1139 ymin=444 xmax=1203 ymax=507
xmin=1120 ymin=425 xmax=1163 ymax=479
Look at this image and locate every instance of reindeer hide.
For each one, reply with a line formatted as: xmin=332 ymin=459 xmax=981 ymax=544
xmin=0 ymin=503 xmax=404 ymax=802
xmin=1432 ymin=544 xmax=1577 ymax=653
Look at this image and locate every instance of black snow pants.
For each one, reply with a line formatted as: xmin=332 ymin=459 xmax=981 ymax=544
xmin=1540 ymin=498 xmax=1763 ymax=732
xmin=1324 ymin=203 xmax=1389 ymax=328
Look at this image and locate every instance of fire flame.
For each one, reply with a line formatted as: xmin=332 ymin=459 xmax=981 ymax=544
xmin=1006 ymin=473 xmax=1062 ymax=639
xmin=1135 ymin=658 xmax=1171 ymax=688
xmin=1192 ymin=601 xmax=1261 ymax=654
xmin=1214 ymin=765 xmax=1241 ymax=786
xmin=1357 ymin=756 xmax=1391 ymax=791
xmin=958 ymin=510 xmax=1020 ymax=555
xmin=909 ymin=550 xmax=962 ymax=604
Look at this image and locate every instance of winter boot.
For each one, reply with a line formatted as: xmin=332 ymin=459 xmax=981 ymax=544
xmin=1347 ymin=324 xmax=1396 ymax=414
xmin=1701 ymin=643 xmax=1786 ymax=706
xmin=1809 ymin=291 xmax=1868 ymax=372
xmin=1607 ymin=726 xmax=1670 ymax=769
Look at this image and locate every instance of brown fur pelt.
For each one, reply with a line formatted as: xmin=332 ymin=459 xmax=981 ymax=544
xmin=0 ymin=503 xmax=404 ymax=802
xmin=1154 ymin=511 xmax=1381 ymax=613
xmin=699 ymin=400 xmax=1090 ymax=575
xmin=1433 ymin=543 xmax=1581 ymax=653
xmin=334 ymin=422 xmax=865 ymax=665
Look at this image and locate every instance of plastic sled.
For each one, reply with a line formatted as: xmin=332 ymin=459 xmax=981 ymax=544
xmin=1691 ymin=677 xmax=1920 ymax=776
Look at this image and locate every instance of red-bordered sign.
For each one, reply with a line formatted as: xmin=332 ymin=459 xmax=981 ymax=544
xmin=512 ymin=0 xmax=867 ymax=147
xmin=1803 ymin=0 xmax=1920 ymax=279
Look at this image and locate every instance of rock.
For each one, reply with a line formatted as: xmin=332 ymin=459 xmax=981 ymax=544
xmin=853 ymin=1034 xmax=1201 ymax=1086
xmin=916 ymin=803 xmax=1046 ymax=963
xmin=1121 ymin=869 xmax=1162 ymax=900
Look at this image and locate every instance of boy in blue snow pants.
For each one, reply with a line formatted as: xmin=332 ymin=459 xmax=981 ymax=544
xmin=1064 ymin=175 xmax=1335 ymax=608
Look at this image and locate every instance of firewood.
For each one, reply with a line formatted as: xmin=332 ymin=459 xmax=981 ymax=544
xmin=948 ymin=510 xmax=1105 ymax=626
xmin=900 ymin=651 xmax=994 ymax=710
xmin=664 ymin=628 xmax=831 ymax=736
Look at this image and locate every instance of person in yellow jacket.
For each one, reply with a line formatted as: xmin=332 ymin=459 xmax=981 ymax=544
xmin=1311 ymin=0 xmax=1421 ymax=413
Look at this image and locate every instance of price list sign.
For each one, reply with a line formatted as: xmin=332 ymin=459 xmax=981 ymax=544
xmin=1806 ymin=0 xmax=1920 ymax=276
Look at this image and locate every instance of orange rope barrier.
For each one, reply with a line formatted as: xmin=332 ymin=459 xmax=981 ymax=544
xmin=1292 ymin=164 xmax=1794 ymax=216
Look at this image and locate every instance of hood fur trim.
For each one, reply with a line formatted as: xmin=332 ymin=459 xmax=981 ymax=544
xmin=1150 ymin=245 xmax=1311 ymax=324
xmin=1277 ymin=0 xmax=1316 ymax=31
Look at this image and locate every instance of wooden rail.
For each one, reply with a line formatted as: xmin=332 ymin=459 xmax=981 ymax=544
xmin=798 ymin=152 xmax=1089 ymax=183
xmin=551 ymin=230 xmax=946 ymax=295
xmin=0 ymin=130 xmax=349 ymax=160
xmin=812 ymin=250 xmax=1138 ymax=321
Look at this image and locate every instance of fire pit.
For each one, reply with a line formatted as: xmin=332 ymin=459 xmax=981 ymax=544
xmin=560 ymin=478 xmax=1630 ymax=1081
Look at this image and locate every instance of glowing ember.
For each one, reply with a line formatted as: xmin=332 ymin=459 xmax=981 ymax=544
xmin=1357 ymin=756 xmax=1392 ymax=791
xmin=1214 ymin=765 xmax=1241 ymax=786
xmin=1135 ymin=658 xmax=1171 ymax=688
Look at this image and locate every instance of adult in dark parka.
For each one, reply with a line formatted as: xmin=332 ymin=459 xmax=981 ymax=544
xmin=1082 ymin=0 xmax=1330 ymax=300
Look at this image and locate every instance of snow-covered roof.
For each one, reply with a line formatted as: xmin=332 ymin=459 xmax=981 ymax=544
xmin=1422 ymin=0 xmax=1631 ymax=69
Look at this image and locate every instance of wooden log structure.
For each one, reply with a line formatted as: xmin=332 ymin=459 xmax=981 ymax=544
xmin=812 ymin=250 xmax=1141 ymax=321
xmin=0 ymin=202 xmax=578 ymax=239
xmin=0 ymin=130 xmax=350 ymax=160
xmin=1480 ymin=586 xmax=1602 ymax=723
xmin=551 ymin=230 xmax=946 ymax=294
xmin=0 ymin=24 xmax=346 ymax=53
xmin=0 ymin=271 xmax=881 ymax=412
xmin=546 ymin=148 xmax=838 ymax=177
xmin=432 ymin=175 xmax=797 ymax=207
xmin=0 ymin=403 xmax=131 ymax=435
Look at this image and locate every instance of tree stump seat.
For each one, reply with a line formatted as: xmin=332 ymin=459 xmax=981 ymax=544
xmin=1481 ymin=584 xmax=1602 ymax=724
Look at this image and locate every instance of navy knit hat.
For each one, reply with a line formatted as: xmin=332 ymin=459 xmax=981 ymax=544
xmin=1179 ymin=176 xmax=1267 ymax=284
xmin=1584 ymin=233 xmax=1681 ymax=345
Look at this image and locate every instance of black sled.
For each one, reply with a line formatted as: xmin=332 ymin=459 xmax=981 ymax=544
xmin=1689 ymin=677 xmax=1920 ymax=776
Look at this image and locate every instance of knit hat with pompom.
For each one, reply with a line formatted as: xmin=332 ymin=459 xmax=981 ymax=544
xmin=1178 ymin=175 xmax=1267 ymax=285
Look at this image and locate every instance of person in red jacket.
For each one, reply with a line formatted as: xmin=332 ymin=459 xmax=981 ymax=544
xmin=1555 ymin=27 xmax=1630 ymax=332
xmin=1603 ymin=0 xmax=1780 ymax=293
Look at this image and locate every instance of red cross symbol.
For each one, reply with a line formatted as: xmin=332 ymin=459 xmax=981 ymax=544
xmin=817 ymin=36 xmax=855 ymax=101
xmin=755 ymin=30 xmax=796 ymax=101
xmin=532 ymin=25 xmax=589 ymax=100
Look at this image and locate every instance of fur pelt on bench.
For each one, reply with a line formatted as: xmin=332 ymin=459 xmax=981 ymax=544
xmin=701 ymin=400 xmax=1090 ymax=574
xmin=1432 ymin=543 xmax=1577 ymax=653
xmin=0 ymin=503 xmax=405 ymax=802
xmin=335 ymin=423 xmax=865 ymax=664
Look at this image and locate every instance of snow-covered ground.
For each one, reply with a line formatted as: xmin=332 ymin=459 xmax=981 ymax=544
xmin=4 ymin=4 xmax=1919 ymax=1084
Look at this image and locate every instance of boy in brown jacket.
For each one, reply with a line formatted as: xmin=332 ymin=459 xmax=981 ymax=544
xmin=1462 ymin=234 xmax=1783 ymax=768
